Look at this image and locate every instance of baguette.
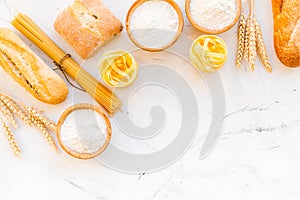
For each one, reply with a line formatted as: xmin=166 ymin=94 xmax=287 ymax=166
xmin=272 ymin=0 xmax=300 ymax=67
xmin=54 ymin=0 xmax=123 ymax=59
xmin=0 ymin=28 xmax=68 ymax=104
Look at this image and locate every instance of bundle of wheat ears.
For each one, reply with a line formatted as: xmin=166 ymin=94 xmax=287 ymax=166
xmin=0 ymin=92 xmax=58 ymax=157
xmin=236 ymin=0 xmax=272 ymax=72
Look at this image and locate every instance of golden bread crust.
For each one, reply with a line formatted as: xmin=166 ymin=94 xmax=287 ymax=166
xmin=0 ymin=28 xmax=68 ymax=104
xmin=272 ymin=0 xmax=300 ymax=67
xmin=54 ymin=0 xmax=123 ymax=59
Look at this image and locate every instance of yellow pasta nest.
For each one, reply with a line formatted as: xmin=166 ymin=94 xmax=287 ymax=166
xmin=190 ymin=35 xmax=228 ymax=72
xmin=99 ymin=50 xmax=138 ymax=87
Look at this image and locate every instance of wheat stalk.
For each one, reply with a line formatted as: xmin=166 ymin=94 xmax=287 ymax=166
xmin=236 ymin=13 xmax=246 ymax=68
xmin=25 ymin=106 xmax=57 ymax=132
xmin=0 ymin=118 xmax=21 ymax=157
xmin=248 ymin=17 xmax=256 ymax=71
xmin=0 ymin=99 xmax=17 ymax=128
xmin=244 ymin=17 xmax=251 ymax=63
xmin=27 ymin=112 xmax=58 ymax=151
xmin=0 ymin=94 xmax=32 ymax=126
xmin=237 ymin=0 xmax=271 ymax=73
xmin=254 ymin=17 xmax=272 ymax=73
xmin=22 ymin=105 xmax=58 ymax=151
xmin=0 ymin=92 xmax=59 ymax=155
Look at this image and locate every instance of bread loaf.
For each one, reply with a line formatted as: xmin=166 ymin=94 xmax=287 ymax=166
xmin=0 ymin=28 xmax=68 ymax=104
xmin=272 ymin=0 xmax=300 ymax=67
xmin=54 ymin=0 xmax=123 ymax=59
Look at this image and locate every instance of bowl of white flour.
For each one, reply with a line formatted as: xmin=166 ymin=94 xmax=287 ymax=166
xmin=126 ymin=0 xmax=184 ymax=51
xmin=186 ymin=0 xmax=241 ymax=34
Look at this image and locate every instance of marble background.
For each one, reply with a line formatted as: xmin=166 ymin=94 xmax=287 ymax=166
xmin=0 ymin=0 xmax=300 ymax=199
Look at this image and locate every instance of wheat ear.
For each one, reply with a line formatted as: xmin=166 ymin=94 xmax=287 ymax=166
xmin=248 ymin=17 xmax=256 ymax=71
xmin=25 ymin=106 xmax=57 ymax=132
xmin=253 ymin=17 xmax=272 ymax=73
xmin=236 ymin=13 xmax=246 ymax=68
xmin=0 ymin=118 xmax=21 ymax=157
xmin=28 ymin=112 xmax=58 ymax=151
xmin=0 ymin=94 xmax=32 ymax=126
xmin=244 ymin=17 xmax=251 ymax=63
xmin=22 ymin=106 xmax=58 ymax=151
xmin=0 ymin=100 xmax=17 ymax=128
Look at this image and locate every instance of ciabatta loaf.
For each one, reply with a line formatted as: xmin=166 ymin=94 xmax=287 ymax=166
xmin=0 ymin=28 xmax=68 ymax=104
xmin=54 ymin=0 xmax=123 ymax=59
xmin=272 ymin=0 xmax=300 ymax=67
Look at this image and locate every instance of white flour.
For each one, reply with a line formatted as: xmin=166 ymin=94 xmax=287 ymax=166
xmin=190 ymin=0 xmax=236 ymax=30
xmin=60 ymin=109 xmax=108 ymax=154
xmin=129 ymin=1 xmax=179 ymax=49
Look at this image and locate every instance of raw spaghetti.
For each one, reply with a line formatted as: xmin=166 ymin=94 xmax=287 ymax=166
xmin=11 ymin=13 xmax=121 ymax=115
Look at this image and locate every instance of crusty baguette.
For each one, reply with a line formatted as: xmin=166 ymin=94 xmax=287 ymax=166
xmin=272 ymin=0 xmax=300 ymax=67
xmin=54 ymin=0 xmax=123 ymax=59
xmin=0 ymin=28 xmax=68 ymax=104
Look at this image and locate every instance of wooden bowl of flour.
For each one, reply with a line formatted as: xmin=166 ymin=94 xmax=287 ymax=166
xmin=185 ymin=0 xmax=241 ymax=34
xmin=56 ymin=104 xmax=112 ymax=160
xmin=126 ymin=0 xmax=184 ymax=52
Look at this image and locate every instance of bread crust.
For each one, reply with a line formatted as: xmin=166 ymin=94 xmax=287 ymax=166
xmin=54 ymin=0 xmax=123 ymax=59
xmin=0 ymin=28 xmax=68 ymax=104
xmin=272 ymin=0 xmax=300 ymax=67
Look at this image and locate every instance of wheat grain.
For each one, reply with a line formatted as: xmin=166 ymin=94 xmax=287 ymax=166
xmin=0 ymin=94 xmax=32 ymax=126
xmin=0 ymin=118 xmax=21 ymax=157
xmin=25 ymin=106 xmax=57 ymax=132
xmin=29 ymin=113 xmax=58 ymax=151
xmin=244 ymin=17 xmax=251 ymax=63
xmin=254 ymin=17 xmax=272 ymax=73
xmin=248 ymin=17 xmax=256 ymax=71
xmin=0 ymin=99 xmax=17 ymax=128
xmin=0 ymin=93 xmax=58 ymax=153
xmin=236 ymin=13 xmax=246 ymax=68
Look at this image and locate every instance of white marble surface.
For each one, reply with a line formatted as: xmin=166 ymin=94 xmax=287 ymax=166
xmin=1 ymin=0 xmax=300 ymax=199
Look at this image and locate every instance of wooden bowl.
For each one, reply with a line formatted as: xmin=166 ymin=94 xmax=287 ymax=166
xmin=185 ymin=0 xmax=242 ymax=34
xmin=56 ymin=104 xmax=112 ymax=160
xmin=126 ymin=0 xmax=184 ymax=52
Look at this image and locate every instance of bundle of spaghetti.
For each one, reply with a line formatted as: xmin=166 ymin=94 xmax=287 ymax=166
xmin=11 ymin=13 xmax=121 ymax=115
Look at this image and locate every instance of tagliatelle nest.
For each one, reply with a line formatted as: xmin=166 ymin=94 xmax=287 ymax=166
xmin=190 ymin=35 xmax=228 ymax=72
xmin=99 ymin=50 xmax=138 ymax=88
